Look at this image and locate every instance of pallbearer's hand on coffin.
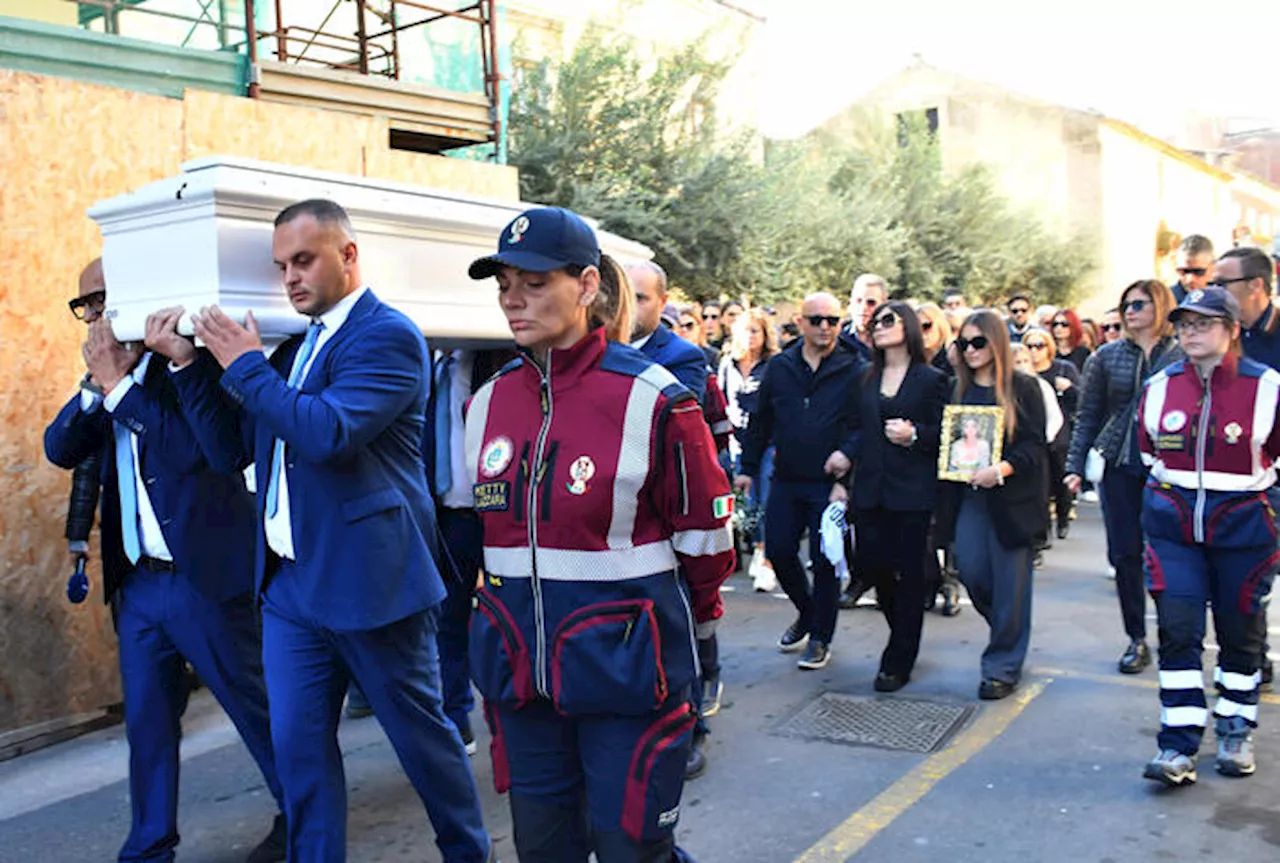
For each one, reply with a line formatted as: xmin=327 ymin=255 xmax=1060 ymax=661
xmin=145 ymin=307 xmax=196 ymax=368
xmin=192 ymin=306 xmax=264 ymax=369
xmin=82 ymin=319 xmax=142 ymax=394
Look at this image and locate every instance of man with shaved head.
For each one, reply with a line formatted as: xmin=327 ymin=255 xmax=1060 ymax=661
xmin=628 ymin=260 xmax=707 ymax=402
xmin=737 ymin=292 xmax=865 ymax=671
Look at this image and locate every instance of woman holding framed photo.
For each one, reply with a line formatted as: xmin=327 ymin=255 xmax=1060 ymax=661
xmin=935 ymin=310 xmax=1048 ymax=700
xmin=849 ymin=302 xmax=949 ymax=692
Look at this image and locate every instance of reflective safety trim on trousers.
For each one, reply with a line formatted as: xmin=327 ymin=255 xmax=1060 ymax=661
xmin=671 ymin=526 xmax=734 ymax=557
xmin=1160 ymin=669 xmax=1206 ymax=691
xmin=1214 ymin=668 xmax=1261 ymax=692
xmin=1162 ymin=706 xmax=1208 ymax=727
xmin=1149 ymin=466 xmax=1277 ymax=493
xmin=1213 ymin=699 xmax=1260 ymax=722
xmin=483 ymin=542 xmax=678 ymax=581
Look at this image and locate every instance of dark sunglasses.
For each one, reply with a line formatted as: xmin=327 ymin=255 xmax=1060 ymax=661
xmin=1177 ymin=267 xmax=1207 ymax=277
xmin=1122 ymin=299 xmax=1148 ymax=313
xmin=871 ymin=313 xmax=898 ymax=330
xmin=920 ymin=320 xmax=934 ymax=331
xmin=1051 ymin=320 xmax=1070 ymax=329
xmin=956 ymin=335 xmax=990 ymax=352
xmin=68 ymin=290 xmax=106 ymax=319
xmin=703 ymin=312 xmax=720 ymax=320
xmin=1009 ymin=305 xmax=1030 ymax=314
xmin=1101 ymin=323 xmax=1123 ymax=333
xmin=1025 ymin=342 xmax=1050 ymax=351
xmin=680 ymin=321 xmax=697 ymax=331
xmin=806 ymin=314 xmax=841 ymax=328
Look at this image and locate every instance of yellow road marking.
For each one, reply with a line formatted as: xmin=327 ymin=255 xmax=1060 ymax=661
xmin=1039 ymin=665 xmax=1280 ymax=706
xmin=792 ymin=678 xmax=1050 ymax=863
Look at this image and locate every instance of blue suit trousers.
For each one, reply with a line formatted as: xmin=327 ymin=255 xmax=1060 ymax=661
xmin=116 ymin=567 xmax=281 ymax=863
xmin=261 ymin=561 xmax=489 ymax=862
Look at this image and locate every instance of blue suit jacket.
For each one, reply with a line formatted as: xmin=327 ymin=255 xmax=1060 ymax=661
xmin=43 ymin=352 xmax=256 ymax=604
xmin=175 ymin=290 xmax=446 ymax=631
xmin=638 ymin=325 xmax=707 ymax=403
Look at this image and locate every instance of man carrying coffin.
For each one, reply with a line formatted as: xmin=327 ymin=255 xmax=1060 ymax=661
xmin=44 ymin=260 xmax=286 ymax=863
xmin=149 ymin=199 xmax=491 ymax=861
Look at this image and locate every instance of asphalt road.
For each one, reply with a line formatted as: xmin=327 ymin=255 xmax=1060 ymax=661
xmin=2 ymin=503 xmax=1278 ymax=862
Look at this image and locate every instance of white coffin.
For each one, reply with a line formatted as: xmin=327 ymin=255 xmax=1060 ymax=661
xmin=88 ymin=156 xmax=652 ymax=347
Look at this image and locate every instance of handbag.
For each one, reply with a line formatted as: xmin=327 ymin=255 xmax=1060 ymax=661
xmin=1084 ymin=447 xmax=1105 ymax=483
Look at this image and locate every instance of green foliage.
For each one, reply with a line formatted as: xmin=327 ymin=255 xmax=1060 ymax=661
xmin=506 ymin=27 xmax=1094 ymax=308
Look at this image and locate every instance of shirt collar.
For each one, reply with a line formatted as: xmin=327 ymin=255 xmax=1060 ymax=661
xmin=314 ymin=285 xmax=368 ymax=333
xmin=631 ymin=331 xmax=655 ymax=351
xmin=133 ymin=351 xmax=154 ymax=382
xmin=1249 ymin=304 xmax=1274 ymax=335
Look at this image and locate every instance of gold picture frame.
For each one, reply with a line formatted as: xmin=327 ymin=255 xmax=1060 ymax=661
xmin=938 ymin=405 xmax=1005 ymax=482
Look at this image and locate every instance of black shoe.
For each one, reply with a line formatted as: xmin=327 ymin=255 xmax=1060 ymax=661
xmin=797 ymin=640 xmax=831 ymax=670
xmin=685 ymin=739 xmax=708 ymax=781
xmin=1118 ymin=640 xmax=1151 ymax=675
xmin=923 ymin=589 xmax=938 ymax=611
xmin=978 ymin=679 xmax=1015 ymax=700
xmin=838 ymin=580 xmax=870 ymax=610
xmin=940 ymin=583 xmax=962 ymax=617
xmin=1262 ymin=660 xmax=1275 ymax=693
xmin=874 ymin=671 xmax=908 ymax=692
xmin=778 ymin=618 xmax=809 ymax=653
xmin=245 ymin=813 xmax=286 ymax=863
xmin=1056 ymin=521 xmax=1070 ymax=541
xmin=460 ymin=723 xmax=477 ymax=756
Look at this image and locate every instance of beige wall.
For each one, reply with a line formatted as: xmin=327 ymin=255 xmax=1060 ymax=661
xmin=0 ymin=70 xmax=516 ymax=733
xmin=0 ymin=0 xmax=76 ymax=25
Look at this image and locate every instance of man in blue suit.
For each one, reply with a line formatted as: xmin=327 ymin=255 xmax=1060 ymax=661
xmin=161 ymin=199 xmax=490 ymax=862
xmin=627 ymin=261 xmax=707 ymax=402
xmin=43 ymin=264 xmax=285 ymax=863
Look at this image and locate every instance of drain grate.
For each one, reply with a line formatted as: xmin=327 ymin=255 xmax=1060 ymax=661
xmin=772 ymin=692 xmax=975 ymax=753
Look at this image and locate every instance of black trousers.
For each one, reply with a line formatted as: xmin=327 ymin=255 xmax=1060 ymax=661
xmin=856 ymin=507 xmax=932 ymax=677
xmin=1048 ymin=444 xmax=1073 ymax=531
xmin=1101 ymin=464 xmax=1148 ymax=642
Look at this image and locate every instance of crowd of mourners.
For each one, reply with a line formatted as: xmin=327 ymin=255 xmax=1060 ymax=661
xmin=48 ymin=202 xmax=1280 ymax=863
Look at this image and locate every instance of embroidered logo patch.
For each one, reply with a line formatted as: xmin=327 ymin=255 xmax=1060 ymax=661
xmin=1225 ymin=422 xmax=1243 ymax=444
xmin=713 ymin=494 xmax=734 ymax=519
xmin=566 ymin=456 xmax=596 ymax=495
xmin=473 ymin=481 xmax=511 ymax=512
xmin=480 ymin=436 xmax=514 ymax=478
xmin=1162 ymin=410 xmax=1187 ymax=433
xmin=657 ymin=806 xmax=680 ymax=828
xmin=508 ymin=215 xmax=531 ymax=244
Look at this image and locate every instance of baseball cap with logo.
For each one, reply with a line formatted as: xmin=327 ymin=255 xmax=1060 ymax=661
xmin=1168 ymin=286 xmax=1241 ymax=324
xmin=468 ymin=207 xmax=601 ymax=280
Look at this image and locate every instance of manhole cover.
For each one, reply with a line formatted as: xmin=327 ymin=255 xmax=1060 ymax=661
xmin=772 ymin=692 xmax=974 ymax=753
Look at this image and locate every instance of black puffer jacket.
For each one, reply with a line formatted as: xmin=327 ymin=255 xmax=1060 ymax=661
xmin=1065 ymin=336 xmax=1181 ymax=475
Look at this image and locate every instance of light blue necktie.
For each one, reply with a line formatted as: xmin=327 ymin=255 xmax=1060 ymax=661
xmin=114 ymin=425 xmax=142 ymax=564
xmin=266 ymin=322 xmax=323 ymax=517
xmin=434 ymin=353 xmax=454 ymax=496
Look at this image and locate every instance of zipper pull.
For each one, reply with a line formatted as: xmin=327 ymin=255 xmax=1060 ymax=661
xmin=623 ymin=607 xmax=642 ymax=644
xmin=540 ymin=382 xmax=550 ymax=415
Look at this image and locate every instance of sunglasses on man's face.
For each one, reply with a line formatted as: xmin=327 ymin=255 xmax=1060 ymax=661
xmin=1009 ymin=305 xmax=1030 ymax=315
xmin=805 ymin=314 xmax=841 ymax=328
xmin=956 ymin=335 xmax=990 ymax=352
xmin=1177 ymin=267 xmax=1207 ymax=277
xmin=1122 ymin=299 xmax=1149 ymax=313
xmin=703 ymin=312 xmax=720 ymax=320
xmin=872 ymin=313 xmax=898 ymax=330
xmin=69 ymin=290 xmax=106 ymax=319
xmin=1101 ymin=323 xmax=1123 ymax=333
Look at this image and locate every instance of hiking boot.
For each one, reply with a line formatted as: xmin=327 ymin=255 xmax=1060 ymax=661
xmin=1143 ymin=749 xmax=1198 ymax=787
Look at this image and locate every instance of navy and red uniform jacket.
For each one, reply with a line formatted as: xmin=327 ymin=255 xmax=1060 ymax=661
xmin=1138 ymin=354 xmax=1280 ymax=564
xmin=463 ymin=327 xmax=736 ymax=718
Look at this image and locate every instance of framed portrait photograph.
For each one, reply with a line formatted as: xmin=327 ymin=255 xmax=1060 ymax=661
xmin=938 ymin=405 xmax=1005 ymax=482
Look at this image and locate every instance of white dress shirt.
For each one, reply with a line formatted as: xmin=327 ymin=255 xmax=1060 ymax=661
xmin=438 ymin=349 xmax=475 ymax=510
xmin=266 ymin=286 xmax=368 ymax=559
xmin=82 ymin=352 xmax=174 ymax=561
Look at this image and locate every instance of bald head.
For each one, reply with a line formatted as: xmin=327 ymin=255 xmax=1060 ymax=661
xmin=79 ymin=258 xmax=105 ymax=297
xmin=797 ymin=292 xmax=842 ymax=356
xmin=626 ymin=261 xmax=669 ymax=340
xmin=72 ymin=257 xmax=106 ymax=323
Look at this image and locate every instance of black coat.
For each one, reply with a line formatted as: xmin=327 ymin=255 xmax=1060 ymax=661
xmin=851 ymin=363 xmax=950 ymax=512
xmin=934 ymin=372 xmax=1049 ymax=550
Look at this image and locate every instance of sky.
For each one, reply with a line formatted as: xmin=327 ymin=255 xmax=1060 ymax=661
xmin=753 ymin=0 xmax=1278 ymax=142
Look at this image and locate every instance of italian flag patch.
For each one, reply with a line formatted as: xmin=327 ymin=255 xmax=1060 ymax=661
xmin=713 ymin=494 xmax=735 ymax=519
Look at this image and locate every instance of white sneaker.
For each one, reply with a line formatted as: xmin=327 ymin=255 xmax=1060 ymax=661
xmin=750 ymin=549 xmax=778 ymax=592
xmin=1082 ymin=490 xmax=1099 ymax=503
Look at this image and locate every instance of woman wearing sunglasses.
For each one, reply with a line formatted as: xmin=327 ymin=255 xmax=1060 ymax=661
xmin=1137 ymin=288 xmax=1280 ymax=786
xmin=934 ymin=311 xmax=1048 ymax=700
xmin=1065 ymin=279 xmax=1181 ymax=676
xmin=1051 ymin=308 xmax=1092 ymax=372
xmin=1100 ymin=309 xmax=1124 ymax=345
xmin=916 ymin=302 xmax=955 ymax=378
xmin=848 ymin=302 xmax=949 ymax=691
xmin=677 ymin=304 xmax=720 ymax=370
xmin=1022 ymin=330 xmax=1080 ymax=540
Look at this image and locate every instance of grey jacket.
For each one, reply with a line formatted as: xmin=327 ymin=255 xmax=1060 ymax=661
xmin=1065 ymin=336 xmax=1182 ymax=475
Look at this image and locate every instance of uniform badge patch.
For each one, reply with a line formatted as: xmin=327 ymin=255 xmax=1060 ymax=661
xmin=1225 ymin=422 xmax=1243 ymax=444
xmin=508 ymin=215 xmax=531 ymax=244
xmin=1162 ymin=410 xmax=1188 ymax=433
xmin=480 ymin=436 xmax=514 ymax=477
xmin=566 ymin=456 xmax=596 ymax=495
xmin=474 ymin=481 xmax=511 ymax=512
xmin=713 ymin=494 xmax=734 ymax=519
